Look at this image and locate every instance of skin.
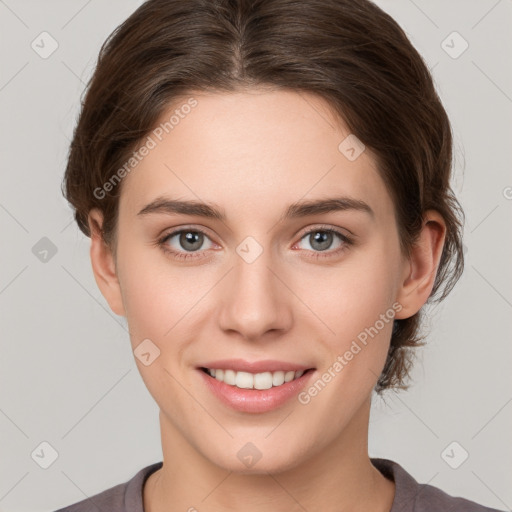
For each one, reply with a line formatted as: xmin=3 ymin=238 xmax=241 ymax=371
xmin=88 ymin=88 xmax=446 ymax=512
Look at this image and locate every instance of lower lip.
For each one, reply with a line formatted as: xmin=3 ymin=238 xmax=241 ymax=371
xmin=198 ymin=369 xmax=315 ymax=413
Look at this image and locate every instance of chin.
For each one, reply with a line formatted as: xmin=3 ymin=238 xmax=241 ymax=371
xmin=201 ymin=439 xmax=309 ymax=475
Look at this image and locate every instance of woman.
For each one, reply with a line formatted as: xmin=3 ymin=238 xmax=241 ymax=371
xmin=55 ymin=0 xmax=504 ymax=510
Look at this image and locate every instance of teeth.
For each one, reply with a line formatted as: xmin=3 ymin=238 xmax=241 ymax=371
xmin=205 ymin=368 xmax=307 ymax=389
xmin=272 ymin=371 xmax=285 ymax=387
xmin=284 ymin=371 xmax=295 ymax=382
xmin=254 ymin=372 xmax=272 ymax=390
xmin=224 ymin=369 xmax=236 ymax=385
xmin=236 ymin=371 xmax=254 ymax=389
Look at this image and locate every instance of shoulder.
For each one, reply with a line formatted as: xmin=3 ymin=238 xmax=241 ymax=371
xmin=54 ymin=481 xmax=125 ymax=512
xmin=413 ymin=482 xmax=505 ymax=512
xmin=371 ymin=457 xmax=505 ymax=512
xmin=54 ymin=462 xmax=163 ymax=512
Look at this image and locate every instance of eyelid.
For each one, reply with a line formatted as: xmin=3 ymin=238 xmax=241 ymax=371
xmin=158 ymin=224 xmax=217 ymax=244
xmin=293 ymin=223 xmax=354 ymax=242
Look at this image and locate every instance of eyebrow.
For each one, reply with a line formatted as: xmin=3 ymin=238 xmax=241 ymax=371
xmin=137 ymin=195 xmax=374 ymax=221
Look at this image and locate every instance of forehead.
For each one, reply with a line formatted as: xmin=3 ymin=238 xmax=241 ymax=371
xmin=119 ymin=89 xmax=391 ymax=221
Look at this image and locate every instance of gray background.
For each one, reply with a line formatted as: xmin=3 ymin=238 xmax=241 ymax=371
xmin=0 ymin=1 xmax=511 ymax=511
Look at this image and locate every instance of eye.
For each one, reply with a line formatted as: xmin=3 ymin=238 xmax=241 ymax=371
xmin=293 ymin=226 xmax=353 ymax=259
xmin=157 ymin=225 xmax=353 ymax=262
xmin=158 ymin=227 xmax=216 ymax=261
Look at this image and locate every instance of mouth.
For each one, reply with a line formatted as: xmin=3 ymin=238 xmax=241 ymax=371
xmin=199 ymin=367 xmax=313 ymax=390
xmin=196 ymin=360 xmax=316 ymax=413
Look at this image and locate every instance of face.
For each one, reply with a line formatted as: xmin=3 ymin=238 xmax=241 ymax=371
xmin=92 ymin=88 xmax=414 ymax=473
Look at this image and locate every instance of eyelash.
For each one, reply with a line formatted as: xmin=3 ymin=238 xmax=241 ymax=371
xmin=156 ymin=225 xmax=354 ymax=262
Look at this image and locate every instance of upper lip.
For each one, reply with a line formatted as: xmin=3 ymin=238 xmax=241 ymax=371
xmin=198 ymin=359 xmax=314 ymax=373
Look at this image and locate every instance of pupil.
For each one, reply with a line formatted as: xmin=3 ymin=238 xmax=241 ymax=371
xmin=311 ymin=231 xmax=331 ymax=251
xmin=181 ymin=231 xmax=202 ymax=251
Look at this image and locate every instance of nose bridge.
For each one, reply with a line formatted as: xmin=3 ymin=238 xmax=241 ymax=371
xmin=218 ymin=235 xmax=291 ymax=340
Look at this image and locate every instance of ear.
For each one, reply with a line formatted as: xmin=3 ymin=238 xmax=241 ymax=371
xmin=395 ymin=210 xmax=447 ymax=320
xmin=88 ymin=208 xmax=126 ymax=317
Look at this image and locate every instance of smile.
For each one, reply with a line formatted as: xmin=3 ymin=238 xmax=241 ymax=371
xmin=201 ymin=368 xmax=308 ymax=390
xmin=197 ymin=360 xmax=316 ymax=413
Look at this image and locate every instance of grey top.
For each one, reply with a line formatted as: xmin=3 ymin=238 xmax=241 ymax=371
xmin=54 ymin=458 xmax=505 ymax=512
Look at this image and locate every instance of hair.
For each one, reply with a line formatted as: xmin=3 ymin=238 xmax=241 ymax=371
xmin=62 ymin=0 xmax=465 ymax=394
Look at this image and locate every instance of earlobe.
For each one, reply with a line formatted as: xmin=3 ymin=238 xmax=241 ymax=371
xmin=395 ymin=210 xmax=447 ymax=320
xmin=88 ymin=208 xmax=126 ymax=317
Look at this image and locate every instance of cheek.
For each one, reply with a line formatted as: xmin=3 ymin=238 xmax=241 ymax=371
xmin=116 ymin=254 xmax=193 ymax=405
xmin=121 ymin=274 xmax=168 ymax=337
xmin=116 ymin=241 xmax=176 ymax=340
xmin=297 ymin=282 xmax=396 ymax=428
xmin=298 ymin=246 xmax=399 ymax=342
xmin=117 ymin=246 xmax=217 ymax=354
xmin=320 ymin=289 xmax=394 ymax=394
xmin=293 ymin=240 xmax=399 ymax=397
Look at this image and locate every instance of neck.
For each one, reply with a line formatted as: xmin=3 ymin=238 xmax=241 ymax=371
xmin=144 ymin=397 xmax=395 ymax=512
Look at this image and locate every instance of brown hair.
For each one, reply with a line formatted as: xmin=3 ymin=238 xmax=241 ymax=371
xmin=62 ymin=0 xmax=464 ymax=394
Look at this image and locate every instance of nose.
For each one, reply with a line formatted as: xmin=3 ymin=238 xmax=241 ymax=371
xmin=217 ymin=245 xmax=293 ymax=342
